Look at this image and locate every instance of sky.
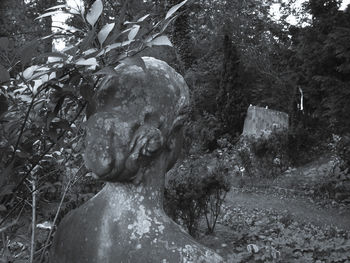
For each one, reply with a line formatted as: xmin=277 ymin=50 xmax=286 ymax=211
xmin=270 ymin=0 xmax=350 ymax=25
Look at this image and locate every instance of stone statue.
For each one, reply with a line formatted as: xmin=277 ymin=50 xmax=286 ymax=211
xmin=50 ymin=57 xmax=223 ymax=263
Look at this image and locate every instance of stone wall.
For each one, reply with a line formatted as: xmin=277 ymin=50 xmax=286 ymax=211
xmin=242 ymin=105 xmax=289 ymax=137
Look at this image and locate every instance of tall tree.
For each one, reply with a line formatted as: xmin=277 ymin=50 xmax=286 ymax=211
xmin=216 ymin=33 xmax=248 ymax=135
xmin=290 ymin=0 xmax=350 ymax=133
xmin=168 ymin=0 xmax=194 ymax=73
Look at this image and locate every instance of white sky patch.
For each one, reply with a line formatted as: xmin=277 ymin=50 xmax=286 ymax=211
xmin=340 ymin=0 xmax=350 ymax=10
xmin=271 ymin=0 xmax=350 ymax=26
xmin=270 ymin=1 xmax=307 ymax=26
xmin=52 ymin=0 xmax=84 ymax=51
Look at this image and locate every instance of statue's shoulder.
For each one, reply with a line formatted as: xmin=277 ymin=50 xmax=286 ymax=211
xmin=60 ymin=190 xmax=106 ymax=225
xmin=50 ymin=191 xmax=108 ymax=263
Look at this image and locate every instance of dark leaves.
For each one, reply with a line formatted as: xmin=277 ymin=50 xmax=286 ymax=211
xmin=0 ymin=37 xmax=9 ymax=50
xmin=0 ymin=65 xmax=10 ymax=84
xmin=19 ymin=39 xmax=39 ymax=66
xmin=0 ymin=93 xmax=8 ymax=118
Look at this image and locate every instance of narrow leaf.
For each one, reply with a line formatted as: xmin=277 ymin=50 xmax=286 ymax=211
xmin=148 ymin=35 xmax=173 ymax=47
xmin=137 ymin=14 xmax=150 ymax=22
xmin=98 ymin=23 xmax=115 ymax=45
xmin=68 ymin=7 xmax=81 ymax=15
xmin=86 ymin=0 xmax=103 ymax=26
xmin=35 ymin=10 xmax=68 ymax=20
xmin=45 ymin=4 xmax=66 ymax=11
xmin=128 ymin=25 xmax=140 ymax=41
xmin=83 ymin=48 xmax=98 ymax=57
xmin=165 ymin=0 xmax=188 ymax=20
xmin=160 ymin=15 xmax=178 ymax=34
xmin=75 ymin=58 xmax=98 ymax=66
xmin=98 ymin=40 xmax=133 ymax=56
xmin=121 ymin=27 xmax=133 ymax=34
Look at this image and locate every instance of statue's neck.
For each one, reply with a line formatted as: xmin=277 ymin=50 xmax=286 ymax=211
xmin=104 ymin=182 xmax=164 ymax=210
xmin=103 ymin=160 xmax=166 ymax=211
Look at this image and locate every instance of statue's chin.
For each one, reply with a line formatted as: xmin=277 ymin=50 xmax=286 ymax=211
xmin=85 ymin=149 xmax=140 ymax=183
xmin=90 ymin=166 xmax=139 ymax=183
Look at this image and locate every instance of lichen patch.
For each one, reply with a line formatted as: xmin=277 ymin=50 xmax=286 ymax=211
xmin=127 ymin=205 xmax=152 ymax=240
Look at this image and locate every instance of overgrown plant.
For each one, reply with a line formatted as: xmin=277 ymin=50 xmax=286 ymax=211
xmin=165 ymin=155 xmax=231 ymax=236
xmin=202 ymin=161 xmax=231 ymax=234
xmin=237 ymin=131 xmax=290 ymax=179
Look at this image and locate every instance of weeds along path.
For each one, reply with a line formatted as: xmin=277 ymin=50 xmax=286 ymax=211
xmin=225 ymin=190 xmax=350 ymax=231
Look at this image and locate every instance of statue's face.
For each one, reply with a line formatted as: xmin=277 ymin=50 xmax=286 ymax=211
xmin=84 ymin=111 xmax=138 ymax=181
xmin=83 ymin=57 xmax=189 ymax=183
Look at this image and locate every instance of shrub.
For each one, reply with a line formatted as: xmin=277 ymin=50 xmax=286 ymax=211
xmin=164 ymin=155 xmax=231 ymax=236
xmin=287 ymin=123 xmax=331 ymax=166
xmin=336 ymin=133 xmax=350 ymax=169
xmin=324 ymin=134 xmax=350 ymax=201
xmin=184 ymin=112 xmax=222 ymax=152
xmin=202 ymin=161 xmax=231 ymax=233
xmin=237 ymin=131 xmax=290 ymax=178
xmin=236 ymin=146 xmax=254 ymax=177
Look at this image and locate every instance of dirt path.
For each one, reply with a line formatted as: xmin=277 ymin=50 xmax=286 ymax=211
xmin=225 ymin=190 xmax=350 ymax=231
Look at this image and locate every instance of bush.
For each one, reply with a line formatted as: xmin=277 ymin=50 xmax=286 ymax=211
xmin=287 ymin=122 xmax=332 ymax=166
xmin=235 ymin=131 xmax=290 ymax=179
xmin=324 ymin=134 xmax=350 ymax=201
xmin=164 ymin=155 xmax=231 ymax=236
xmin=236 ymin=146 xmax=254 ymax=177
xmin=336 ymin=134 xmax=350 ymax=169
xmin=184 ymin=112 xmax=223 ymax=152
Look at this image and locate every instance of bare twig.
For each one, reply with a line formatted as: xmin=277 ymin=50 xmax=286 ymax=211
xmin=39 ymin=165 xmax=87 ymax=263
xmin=0 ymin=102 xmax=87 ymax=228
xmin=12 ymin=102 xmax=87 ymax=195
xmin=30 ymin=175 xmax=36 ymax=263
xmin=7 ymin=91 xmax=36 ymax=167
xmin=38 ymin=181 xmax=69 ymax=263
xmin=0 ymin=220 xmax=17 ymax=234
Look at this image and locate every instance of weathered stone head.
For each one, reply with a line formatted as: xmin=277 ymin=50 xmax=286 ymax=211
xmin=84 ymin=57 xmax=189 ymax=183
xmin=51 ymin=57 xmax=223 ymax=263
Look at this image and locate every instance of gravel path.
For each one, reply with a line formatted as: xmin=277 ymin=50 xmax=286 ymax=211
xmin=226 ymin=190 xmax=350 ymax=231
